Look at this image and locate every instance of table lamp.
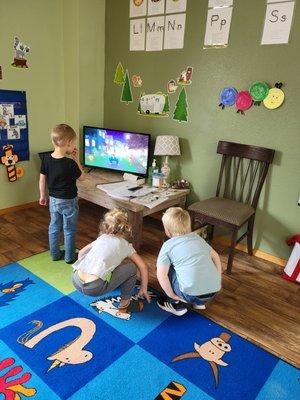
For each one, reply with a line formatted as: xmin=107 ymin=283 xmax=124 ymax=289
xmin=154 ymin=135 xmax=181 ymax=181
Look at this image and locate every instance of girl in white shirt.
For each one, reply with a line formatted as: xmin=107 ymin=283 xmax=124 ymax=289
xmin=72 ymin=208 xmax=150 ymax=313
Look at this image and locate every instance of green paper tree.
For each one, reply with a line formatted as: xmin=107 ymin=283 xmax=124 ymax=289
xmin=173 ymin=87 xmax=188 ymax=122
xmin=137 ymin=93 xmax=142 ymax=113
xmin=121 ymin=70 xmax=133 ymax=105
xmin=163 ymin=94 xmax=170 ymax=113
xmin=114 ymin=62 xmax=125 ymax=85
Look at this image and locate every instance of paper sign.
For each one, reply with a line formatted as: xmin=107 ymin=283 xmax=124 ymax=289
xmin=0 ymin=115 xmax=9 ymax=129
xmin=7 ymin=125 xmax=20 ymax=140
xmin=146 ymin=16 xmax=165 ymax=51
xmin=130 ymin=18 xmax=146 ymax=51
xmin=166 ymin=0 xmax=187 ymax=14
xmin=208 ymin=0 xmax=233 ymax=7
xmin=14 ymin=115 xmax=27 ymax=129
xmin=204 ymin=6 xmax=233 ymax=47
xmin=261 ymin=1 xmax=295 ymax=45
xmin=148 ymin=0 xmax=165 ymax=15
xmin=0 ymin=104 xmax=14 ymax=118
xmin=267 ymin=0 xmax=293 ymax=3
xmin=164 ymin=13 xmax=186 ymax=49
xmin=130 ymin=0 xmax=147 ymax=18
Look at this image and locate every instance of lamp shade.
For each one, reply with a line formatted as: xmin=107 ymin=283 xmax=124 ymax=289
xmin=154 ymin=135 xmax=181 ymax=156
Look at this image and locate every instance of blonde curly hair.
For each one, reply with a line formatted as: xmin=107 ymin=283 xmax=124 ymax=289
xmin=99 ymin=208 xmax=132 ymax=240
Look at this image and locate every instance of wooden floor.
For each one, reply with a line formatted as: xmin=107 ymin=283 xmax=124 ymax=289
xmin=1 ymin=201 xmax=299 ymax=368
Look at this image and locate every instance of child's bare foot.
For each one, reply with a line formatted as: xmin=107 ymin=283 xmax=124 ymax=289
xmin=118 ymin=299 xmax=144 ymax=313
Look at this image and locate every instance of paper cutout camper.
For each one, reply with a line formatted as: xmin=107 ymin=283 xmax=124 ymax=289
xmin=11 ymin=37 xmax=30 ymax=68
xmin=138 ymin=92 xmax=170 ymax=117
xmin=1 ymin=145 xmax=24 ymax=182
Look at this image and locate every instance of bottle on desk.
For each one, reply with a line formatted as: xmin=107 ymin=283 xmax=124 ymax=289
xmin=147 ymin=159 xmax=158 ymax=186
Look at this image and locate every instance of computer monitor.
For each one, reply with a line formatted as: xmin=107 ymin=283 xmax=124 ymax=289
xmin=83 ymin=126 xmax=150 ymax=177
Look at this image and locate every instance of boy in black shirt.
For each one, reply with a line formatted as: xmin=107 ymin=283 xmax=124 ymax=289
xmin=39 ymin=124 xmax=85 ymax=263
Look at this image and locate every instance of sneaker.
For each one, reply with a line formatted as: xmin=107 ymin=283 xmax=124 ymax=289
xmin=65 ymin=252 xmax=78 ymax=264
xmin=192 ymin=304 xmax=206 ymax=310
xmin=157 ymin=298 xmax=188 ymax=316
xmin=52 ymin=250 xmax=65 ymax=261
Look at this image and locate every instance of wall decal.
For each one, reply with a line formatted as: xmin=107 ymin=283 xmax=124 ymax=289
xmin=11 ymin=37 xmax=30 ymax=68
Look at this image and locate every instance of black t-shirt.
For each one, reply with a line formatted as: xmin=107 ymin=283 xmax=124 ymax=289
xmin=40 ymin=153 xmax=82 ymax=199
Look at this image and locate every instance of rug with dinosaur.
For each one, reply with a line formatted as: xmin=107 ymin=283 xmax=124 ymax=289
xmin=0 ymin=251 xmax=299 ymax=400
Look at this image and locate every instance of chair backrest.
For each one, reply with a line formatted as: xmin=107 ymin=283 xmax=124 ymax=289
xmin=216 ymin=141 xmax=275 ymax=209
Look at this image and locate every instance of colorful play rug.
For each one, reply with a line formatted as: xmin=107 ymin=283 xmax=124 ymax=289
xmin=0 ymin=251 xmax=299 ymax=400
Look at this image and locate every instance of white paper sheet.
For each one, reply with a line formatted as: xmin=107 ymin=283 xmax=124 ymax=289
xmin=130 ymin=18 xmax=146 ymax=51
xmin=166 ymin=0 xmax=187 ymax=14
xmin=208 ymin=0 xmax=233 ymax=8
xmin=130 ymin=0 xmax=147 ymax=18
xmin=148 ymin=0 xmax=165 ymax=15
xmin=261 ymin=1 xmax=295 ymax=45
xmin=267 ymin=0 xmax=293 ymax=3
xmin=146 ymin=16 xmax=165 ymax=51
xmin=164 ymin=13 xmax=186 ymax=49
xmin=204 ymin=6 xmax=233 ymax=47
xmin=14 ymin=115 xmax=27 ymax=129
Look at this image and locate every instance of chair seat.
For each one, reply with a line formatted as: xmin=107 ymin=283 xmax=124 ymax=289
xmin=188 ymin=197 xmax=255 ymax=227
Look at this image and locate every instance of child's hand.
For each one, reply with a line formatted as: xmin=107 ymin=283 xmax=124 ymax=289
xmin=39 ymin=196 xmax=48 ymax=206
xmin=137 ymin=287 xmax=151 ymax=303
xmin=70 ymin=147 xmax=79 ymax=161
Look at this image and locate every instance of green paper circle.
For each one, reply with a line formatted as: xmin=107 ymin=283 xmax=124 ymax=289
xmin=249 ymin=82 xmax=270 ymax=102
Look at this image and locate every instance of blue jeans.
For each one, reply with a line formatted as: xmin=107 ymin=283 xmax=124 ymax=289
xmin=49 ymin=196 xmax=78 ymax=262
xmin=169 ymin=266 xmax=218 ymax=306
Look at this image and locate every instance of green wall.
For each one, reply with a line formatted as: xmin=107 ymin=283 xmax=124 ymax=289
xmin=0 ymin=0 xmax=105 ymax=209
xmin=104 ymin=0 xmax=300 ymax=259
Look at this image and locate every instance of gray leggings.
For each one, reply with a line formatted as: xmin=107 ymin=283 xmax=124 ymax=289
xmin=72 ymin=262 xmax=137 ymax=301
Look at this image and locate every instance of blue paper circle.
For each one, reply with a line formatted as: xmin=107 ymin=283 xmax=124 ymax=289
xmin=219 ymin=87 xmax=238 ymax=107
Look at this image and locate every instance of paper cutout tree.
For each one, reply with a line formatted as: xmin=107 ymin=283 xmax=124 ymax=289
xmin=173 ymin=88 xmax=188 ymax=122
xmin=121 ymin=70 xmax=133 ymax=105
xmin=137 ymin=94 xmax=142 ymax=113
xmin=163 ymin=94 xmax=170 ymax=113
xmin=114 ymin=62 xmax=125 ymax=85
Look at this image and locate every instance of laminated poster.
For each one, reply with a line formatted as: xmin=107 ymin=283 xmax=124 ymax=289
xmin=261 ymin=1 xmax=295 ymax=45
xmin=130 ymin=18 xmax=146 ymax=51
xmin=164 ymin=13 xmax=186 ymax=49
xmin=204 ymin=6 xmax=233 ymax=47
xmin=166 ymin=0 xmax=187 ymax=14
xmin=146 ymin=16 xmax=165 ymax=51
xmin=130 ymin=0 xmax=147 ymax=18
xmin=208 ymin=0 xmax=233 ymax=8
xmin=148 ymin=0 xmax=165 ymax=16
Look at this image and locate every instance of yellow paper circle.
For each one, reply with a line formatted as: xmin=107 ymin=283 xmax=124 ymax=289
xmin=263 ymin=88 xmax=285 ymax=110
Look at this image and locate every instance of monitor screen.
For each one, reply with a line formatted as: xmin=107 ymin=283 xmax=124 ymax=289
xmin=83 ymin=126 xmax=150 ymax=176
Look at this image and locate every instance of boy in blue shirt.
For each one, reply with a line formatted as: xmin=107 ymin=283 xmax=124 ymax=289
xmin=156 ymin=207 xmax=222 ymax=316
xmin=39 ymin=124 xmax=85 ymax=263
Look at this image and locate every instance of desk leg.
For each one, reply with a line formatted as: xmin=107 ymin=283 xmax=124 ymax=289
xmin=128 ymin=210 xmax=143 ymax=251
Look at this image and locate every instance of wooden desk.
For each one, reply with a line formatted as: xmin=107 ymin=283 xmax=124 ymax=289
xmin=77 ymin=170 xmax=189 ymax=250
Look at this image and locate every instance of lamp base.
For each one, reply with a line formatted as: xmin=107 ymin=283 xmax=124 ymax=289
xmin=161 ymin=157 xmax=171 ymax=185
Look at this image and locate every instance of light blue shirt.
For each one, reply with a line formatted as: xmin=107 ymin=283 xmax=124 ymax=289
xmin=157 ymin=232 xmax=221 ymax=296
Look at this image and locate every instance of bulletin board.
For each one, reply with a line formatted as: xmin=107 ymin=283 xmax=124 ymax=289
xmin=0 ymin=90 xmax=29 ymax=160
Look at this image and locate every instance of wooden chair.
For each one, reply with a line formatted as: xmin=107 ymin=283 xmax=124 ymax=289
xmin=188 ymin=141 xmax=275 ymax=273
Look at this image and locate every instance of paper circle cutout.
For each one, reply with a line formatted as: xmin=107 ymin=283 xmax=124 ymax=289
xmin=235 ymin=91 xmax=253 ymax=111
xmin=219 ymin=87 xmax=238 ymax=107
xmin=249 ymin=82 xmax=270 ymax=102
xmin=263 ymin=88 xmax=285 ymax=109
